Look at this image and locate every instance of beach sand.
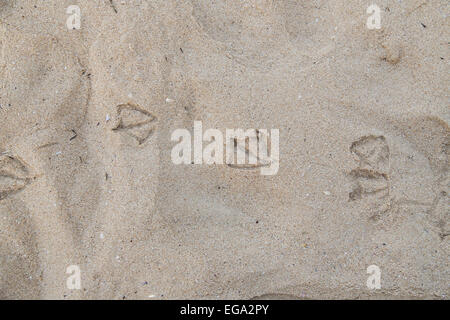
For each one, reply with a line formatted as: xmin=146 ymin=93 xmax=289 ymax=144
xmin=0 ymin=0 xmax=448 ymax=299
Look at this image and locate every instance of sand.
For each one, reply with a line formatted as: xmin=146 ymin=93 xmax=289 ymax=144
xmin=0 ymin=0 xmax=448 ymax=299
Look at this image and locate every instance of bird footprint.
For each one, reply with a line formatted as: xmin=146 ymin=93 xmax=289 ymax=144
xmin=112 ymin=103 xmax=157 ymax=145
xmin=349 ymin=135 xmax=391 ymax=215
xmin=0 ymin=155 xmax=34 ymax=201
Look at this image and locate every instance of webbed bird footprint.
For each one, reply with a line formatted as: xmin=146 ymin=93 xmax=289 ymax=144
xmin=349 ymin=169 xmax=389 ymax=201
xmin=349 ymin=135 xmax=391 ymax=214
xmin=0 ymin=155 xmax=34 ymax=201
xmin=227 ymin=130 xmax=272 ymax=170
xmin=112 ymin=104 xmax=157 ymax=145
xmin=350 ymin=135 xmax=390 ymax=173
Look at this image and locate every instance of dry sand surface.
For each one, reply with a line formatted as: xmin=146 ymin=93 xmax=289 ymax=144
xmin=0 ymin=0 xmax=448 ymax=299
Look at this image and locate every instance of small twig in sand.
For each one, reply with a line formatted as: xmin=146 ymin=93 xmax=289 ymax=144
xmin=109 ymin=0 xmax=118 ymax=14
xmin=70 ymin=129 xmax=78 ymax=141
